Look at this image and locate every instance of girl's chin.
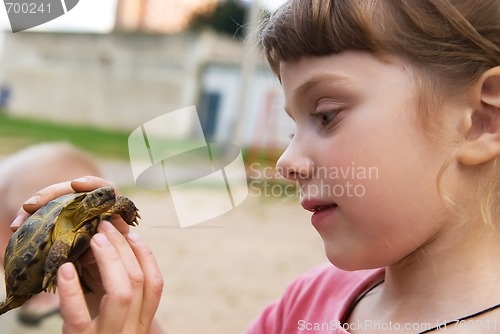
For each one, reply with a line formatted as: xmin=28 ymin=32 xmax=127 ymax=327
xmin=323 ymin=244 xmax=389 ymax=271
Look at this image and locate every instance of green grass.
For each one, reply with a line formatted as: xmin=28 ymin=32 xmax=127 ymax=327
xmin=0 ymin=113 xmax=287 ymax=164
xmin=0 ymin=113 xmax=131 ymax=160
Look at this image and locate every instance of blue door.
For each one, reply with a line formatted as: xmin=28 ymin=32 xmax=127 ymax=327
xmin=199 ymin=91 xmax=221 ymax=139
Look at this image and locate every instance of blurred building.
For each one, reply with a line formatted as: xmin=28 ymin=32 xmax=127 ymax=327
xmin=0 ymin=30 xmax=294 ymax=149
xmin=115 ymin=0 xmax=218 ymax=33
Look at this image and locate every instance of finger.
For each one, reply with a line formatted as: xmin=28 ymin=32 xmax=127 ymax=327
xmin=66 ymin=220 xmax=131 ymax=278
xmin=71 ymin=176 xmax=117 ymax=193
xmin=77 ymin=218 xmax=133 ymax=297
xmin=22 ymin=176 xmax=117 ymax=214
xmin=58 ymin=262 xmax=92 ymax=334
xmin=98 ymin=221 xmax=142 ymax=281
xmin=109 ymin=214 xmax=131 ymax=235
xmin=99 ymin=221 xmax=145 ymax=331
xmin=10 ymin=209 xmax=29 ymax=232
xmin=127 ymin=233 xmax=164 ymax=333
xmin=91 ymin=233 xmax=133 ymax=333
xmin=22 ymin=181 xmax=74 ymax=213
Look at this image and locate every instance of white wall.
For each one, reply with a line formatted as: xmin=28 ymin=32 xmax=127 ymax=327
xmin=0 ymin=30 xmax=293 ymax=148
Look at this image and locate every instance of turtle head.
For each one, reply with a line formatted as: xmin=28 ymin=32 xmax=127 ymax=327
xmin=81 ymin=187 xmax=116 ymax=214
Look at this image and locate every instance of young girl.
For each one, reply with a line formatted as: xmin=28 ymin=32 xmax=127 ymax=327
xmin=247 ymin=0 xmax=500 ymax=333
xmin=13 ymin=0 xmax=500 ymax=333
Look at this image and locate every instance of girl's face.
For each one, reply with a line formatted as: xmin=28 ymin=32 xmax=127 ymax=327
xmin=277 ymin=51 xmax=464 ymax=270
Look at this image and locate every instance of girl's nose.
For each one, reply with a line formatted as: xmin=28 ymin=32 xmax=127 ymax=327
xmin=276 ymin=138 xmax=315 ymax=182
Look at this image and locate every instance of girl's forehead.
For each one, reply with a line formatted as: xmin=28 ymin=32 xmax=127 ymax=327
xmin=279 ymin=51 xmax=413 ymax=92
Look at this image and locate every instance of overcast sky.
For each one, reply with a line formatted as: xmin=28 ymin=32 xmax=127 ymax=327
xmin=0 ymin=0 xmax=286 ymax=33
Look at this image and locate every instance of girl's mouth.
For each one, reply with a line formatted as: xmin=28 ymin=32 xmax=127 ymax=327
xmin=300 ymin=199 xmax=338 ymax=228
xmin=300 ymin=199 xmax=338 ymax=212
xmin=311 ymin=203 xmax=338 ymax=212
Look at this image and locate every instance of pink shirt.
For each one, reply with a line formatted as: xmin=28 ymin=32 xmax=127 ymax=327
xmin=247 ymin=264 xmax=385 ymax=334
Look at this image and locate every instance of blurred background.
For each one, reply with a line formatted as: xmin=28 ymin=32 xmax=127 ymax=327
xmin=0 ymin=1 xmax=328 ymax=333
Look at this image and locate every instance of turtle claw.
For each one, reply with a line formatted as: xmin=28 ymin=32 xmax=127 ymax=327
xmin=131 ymin=213 xmax=140 ymax=227
xmin=46 ymin=285 xmax=57 ymax=294
xmin=42 ymin=275 xmax=57 ymax=294
xmin=108 ymin=196 xmax=140 ymax=227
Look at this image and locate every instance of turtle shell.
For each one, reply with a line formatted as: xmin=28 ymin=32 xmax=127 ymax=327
xmin=0 ymin=186 xmax=139 ymax=316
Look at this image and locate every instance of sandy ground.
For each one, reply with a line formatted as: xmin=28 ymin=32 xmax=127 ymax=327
xmin=0 ymin=159 xmax=329 ymax=333
xmin=134 ymin=189 xmax=327 ymax=333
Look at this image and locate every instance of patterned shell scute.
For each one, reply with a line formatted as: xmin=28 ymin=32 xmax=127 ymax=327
xmin=4 ymin=193 xmax=79 ymax=296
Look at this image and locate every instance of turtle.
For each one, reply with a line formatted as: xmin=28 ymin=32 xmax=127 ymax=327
xmin=0 ymin=186 xmax=140 ymax=316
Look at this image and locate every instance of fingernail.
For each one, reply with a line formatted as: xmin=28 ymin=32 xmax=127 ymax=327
xmin=24 ymin=195 xmax=40 ymax=205
xmin=73 ymin=177 xmax=88 ymax=183
xmin=93 ymin=233 xmax=111 ymax=247
xmin=10 ymin=215 xmax=24 ymax=229
xmin=100 ymin=220 xmax=115 ymax=232
xmin=127 ymin=233 xmax=141 ymax=244
xmin=59 ymin=263 xmax=76 ymax=280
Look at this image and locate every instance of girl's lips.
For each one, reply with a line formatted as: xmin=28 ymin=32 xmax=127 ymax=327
xmin=300 ymin=199 xmax=338 ymax=227
xmin=311 ymin=204 xmax=338 ymax=227
xmin=311 ymin=203 xmax=338 ymax=212
xmin=300 ymin=199 xmax=338 ymax=212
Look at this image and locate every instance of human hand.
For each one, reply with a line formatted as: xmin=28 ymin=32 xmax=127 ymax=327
xmin=10 ymin=176 xmax=165 ymax=333
xmin=57 ymin=221 xmax=164 ymax=334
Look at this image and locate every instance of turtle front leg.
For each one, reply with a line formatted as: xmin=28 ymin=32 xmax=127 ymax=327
xmin=43 ymin=228 xmax=93 ymax=293
xmin=101 ymin=195 xmax=140 ymax=226
xmin=42 ymin=238 xmax=69 ymax=293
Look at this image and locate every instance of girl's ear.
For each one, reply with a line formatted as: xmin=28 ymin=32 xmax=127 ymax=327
xmin=457 ymin=67 xmax=500 ymax=166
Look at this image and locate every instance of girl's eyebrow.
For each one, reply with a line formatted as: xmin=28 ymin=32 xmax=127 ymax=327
xmin=284 ymin=74 xmax=351 ymax=119
xmin=295 ymin=74 xmax=350 ymax=98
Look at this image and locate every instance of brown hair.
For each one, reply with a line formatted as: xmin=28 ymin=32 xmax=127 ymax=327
xmin=260 ymin=0 xmax=500 ymax=226
xmin=260 ymin=0 xmax=500 ymax=86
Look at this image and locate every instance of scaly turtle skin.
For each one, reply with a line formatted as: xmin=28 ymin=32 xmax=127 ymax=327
xmin=0 ymin=187 xmax=139 ymax=316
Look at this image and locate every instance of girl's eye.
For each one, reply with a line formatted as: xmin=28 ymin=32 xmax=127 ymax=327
xmin=316 ymin=110 xmax=341 ymax=127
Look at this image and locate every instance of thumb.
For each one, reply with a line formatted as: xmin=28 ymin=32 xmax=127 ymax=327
xmin=58 ymin=262 xmax=91 ymax=334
